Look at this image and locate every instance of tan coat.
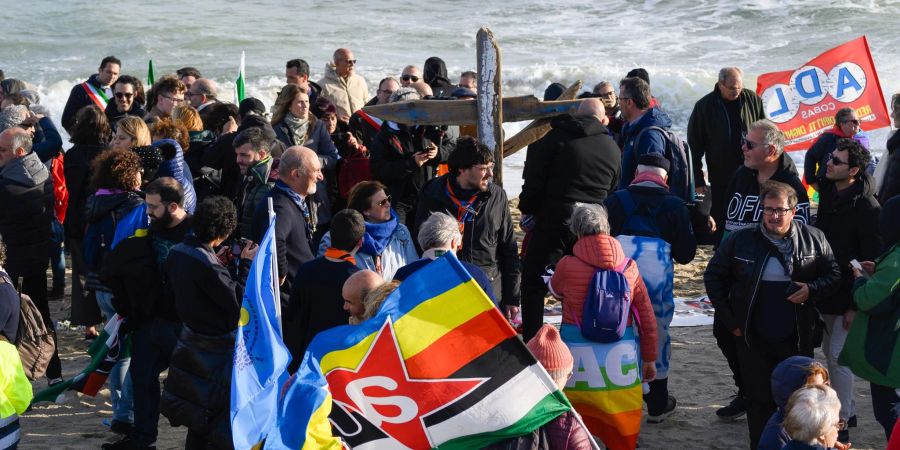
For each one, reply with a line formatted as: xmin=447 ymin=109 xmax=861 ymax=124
xmin=318 ymin=63 xmax=369 ymax=118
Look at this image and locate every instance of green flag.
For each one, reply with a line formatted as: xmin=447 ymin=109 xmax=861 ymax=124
xmin=235 ymin=51 xmax=245 ymax=103
xmin=147 ymin=59 xmax=155 ymax=86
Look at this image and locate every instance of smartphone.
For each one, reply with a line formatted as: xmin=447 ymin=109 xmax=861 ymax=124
xmin=231 ymin=238 xmax=249 ymax=256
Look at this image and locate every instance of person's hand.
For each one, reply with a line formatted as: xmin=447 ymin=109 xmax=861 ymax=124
xmin=22 ymin=111 xmax=41 ymax=126
xmin=642 ymin=361 xmax=656 ymax=382
xmin=413 ymin=151 xmax=431 ymax=167
xmin=503 ymin=305 xmax=520 ymax=321
xmin=240 ymin=241 xmax=260 ymax=260
xmin=222 ymin=116 xmax=238 ymax=134
xmin=707 ymin=215 xmax=717 ymax=233
xmin=860 ymin=261 xmax=875 ymax=275
xmin=786 ymin=282 xmax=810 ymax=304
xmin=424 ymin=144 xmax=438 ymax=160
xmin=215 ymin=246 xmax=232 ymax=265
xmin=842 ymin=310 xmax=856 ymax=330
xmin=732 ymin=328 xmax=743 ymax=337
xmin=695 ymin=185 xmax=709 ymax=196
xmin=834 ymin=440 xmax=851 ymax=450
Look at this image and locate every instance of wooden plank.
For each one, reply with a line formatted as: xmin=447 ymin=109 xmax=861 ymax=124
xmin=477 ymin=27 xmax=504 ymax=185
xmin=502 ymin=80 xmax=582 ymax=157
xmin=361 ymin=96 xmax=583 ymax=126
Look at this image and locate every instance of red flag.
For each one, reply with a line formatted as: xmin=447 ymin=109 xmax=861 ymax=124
xmin=756 ymin=36 xmax=890 ymax=152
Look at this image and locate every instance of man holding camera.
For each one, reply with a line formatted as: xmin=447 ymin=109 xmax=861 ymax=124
xmin=704 ymin=180 xmax=840 ymax=449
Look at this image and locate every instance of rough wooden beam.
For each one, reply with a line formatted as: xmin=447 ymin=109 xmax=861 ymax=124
xmin=477 ymin=27 xmax=503 ymax=185
xmin=502 ymin=80 xmax=582 ymax=157
xmin=361 ymin=96 xmax=583 ymax=126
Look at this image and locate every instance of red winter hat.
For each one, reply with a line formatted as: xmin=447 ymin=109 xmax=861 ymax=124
xmin=526 ymin=325 xmax=573 ymax=380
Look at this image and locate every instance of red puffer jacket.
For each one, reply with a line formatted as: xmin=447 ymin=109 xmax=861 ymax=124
xmin=549 ymin=233 xmax=658 ymax=362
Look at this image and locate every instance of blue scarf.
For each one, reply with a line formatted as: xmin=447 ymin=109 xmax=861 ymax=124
xmin=361 ymin=209 xmax=399 ymax=256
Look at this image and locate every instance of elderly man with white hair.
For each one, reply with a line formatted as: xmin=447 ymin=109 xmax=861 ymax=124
xmin=250 ymin=145 xmax=323 ymax=308
xmin=393 ymin=212 xmax=496 ymax=304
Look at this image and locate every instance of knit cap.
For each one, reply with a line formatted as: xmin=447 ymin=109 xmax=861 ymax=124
xmin=526 ymin=324 xmax=574 ymax=380
xmin=0 ymin=105 xmax=28 ymax=133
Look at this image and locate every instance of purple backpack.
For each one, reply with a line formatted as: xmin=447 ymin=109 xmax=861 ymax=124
xmin=580 ymin=259 xmax=639 ymax=342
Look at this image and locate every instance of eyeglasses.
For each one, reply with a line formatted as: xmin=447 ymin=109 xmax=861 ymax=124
xmin=160 ymin=94 xmax=185 ymax=104
xmin=762 ymin=207 xmax=793 ymax=217
xmin=376 ymin=195 xmax=392 ymax=207
xmin=743 ymin=139 xmax=765 ymax=150
xmin=829 ymin=154 xmax=848 ymax=166
xmin=401 ymin=75 xmax=419 ymax=82
xmin=842 ymin=119 xmax=860 ymax=126
xmin=185 ymin=91 xmax=200 ymax=98
xmin=114 ymin=92 xmax=134 ymax=99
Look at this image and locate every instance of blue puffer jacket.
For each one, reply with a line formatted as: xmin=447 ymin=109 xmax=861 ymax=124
xmin=152 ymin=138 xmax=197 ymax=214
xmin=317 ymin=223 xmax=418 ymax=280
xmin=758 ymin=355 xmax=817 ymax=450
xmin=619 ymin=107 xmax=673 ymax=189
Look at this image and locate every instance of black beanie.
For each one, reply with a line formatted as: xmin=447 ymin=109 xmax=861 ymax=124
xmin=544 ymin=83 xmax=566 ymax=101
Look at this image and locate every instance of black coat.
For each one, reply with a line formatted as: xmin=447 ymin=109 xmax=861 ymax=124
xmin=878 ymin=131 xmax=900 ymax=204
xmin=704 ymin=223 xmax=841 ymax=353
xmin=687 ymin=85 xmax=765 ymax=187
xmin=369 ymin=122 xmax=451 ymax=219
xmin=414 ymin=174 xmax=521 ymax=306
xmin=604 ymin=183 xmax=697 ymax=265
xmin=61 ymin=74 xmax=107 ymax=132
xmin=250 ymin=185 xmax=315 ymax=308
xmin=165 ymin=235 xmax=249 ymax=336
xmin=104 ymin=101 xmax=146 ymax=131
xmin=101 ymin=236 xmax=161 ymax=331
xmin=63 ymin=143 xmax=106 ymax=239
xmin=0 ymin=152 xmax=54 ymax=275
xmin=814 ymin=174 xmax=882 ymax=314
xmin=519 ymin=115 xmax=620 ymax=216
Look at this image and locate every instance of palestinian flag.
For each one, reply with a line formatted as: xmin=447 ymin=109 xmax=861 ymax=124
xmin=269 ymin=254 xmax=571 ymax=450
xmin=31 ymin=315 xmax=128 ymax=403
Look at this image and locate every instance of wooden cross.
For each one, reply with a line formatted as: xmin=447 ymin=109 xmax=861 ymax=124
xmin=362 ymin=27 xmax=584 ymax=186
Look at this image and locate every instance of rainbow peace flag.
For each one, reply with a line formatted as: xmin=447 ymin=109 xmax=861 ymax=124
xmin=562 ymin=324 xmax=643 ymax=450
xmin=268 ymin=254 xmax=571 ymax=450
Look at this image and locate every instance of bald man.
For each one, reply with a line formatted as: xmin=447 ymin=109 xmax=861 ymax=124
xmin=250 ymin=146 xmax=323 ymax=309
xmin=187 ymin=78 xmax=218 ymax=111
xmin=318 ymin=47 xmax=369 ymax=122
xmin=343 ymin=270 xmax=382 ymax=325
xmin=518 ymin=97 xmax=622 ymax=340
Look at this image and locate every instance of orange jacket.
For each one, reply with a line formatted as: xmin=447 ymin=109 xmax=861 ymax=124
xmin=549 ymin=234 xmax=658 ymax=362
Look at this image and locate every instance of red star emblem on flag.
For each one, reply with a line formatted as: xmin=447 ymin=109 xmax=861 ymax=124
xmin=326 ymin=319 xmax=488 ymax=449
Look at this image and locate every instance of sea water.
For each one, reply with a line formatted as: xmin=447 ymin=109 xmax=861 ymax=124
xmin=5 ymin=0 xmax=900 ymax=198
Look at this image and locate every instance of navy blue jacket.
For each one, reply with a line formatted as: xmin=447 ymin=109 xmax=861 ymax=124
xmin=604 ymin=183 xmax=697 ymax=264
xmin=250 ymin=184 xmax=315 ymax=309
xmin=32 ymin=117 xmax=63 ymax=163
xmin=619 ymin=107 xmax=674 ymax=188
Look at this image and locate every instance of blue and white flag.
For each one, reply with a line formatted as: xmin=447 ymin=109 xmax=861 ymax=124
xmin=230 ymin=217 xmax=291 ymax=449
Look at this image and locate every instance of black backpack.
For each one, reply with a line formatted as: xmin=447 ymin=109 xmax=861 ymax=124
xmin=634 ymin=126 xmax=696 ymax=204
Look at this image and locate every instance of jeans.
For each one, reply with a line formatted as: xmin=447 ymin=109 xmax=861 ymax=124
xmin=49 ymin=242 xmax=65 ymax=290
xmin=821 ymin=314 xmax=855 ymax=422
xmin=130 ymin=318 xmax=181 ymax=446
xmin=96 ymin=290 xmax=133 ymax=424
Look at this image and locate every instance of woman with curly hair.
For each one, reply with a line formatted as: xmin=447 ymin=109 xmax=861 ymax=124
xmin=83 ymin=149 xmax=145 ymax=434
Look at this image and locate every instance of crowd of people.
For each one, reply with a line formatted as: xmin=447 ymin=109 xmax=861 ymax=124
xmin=0 ymin=49 xmax=897 ymax=450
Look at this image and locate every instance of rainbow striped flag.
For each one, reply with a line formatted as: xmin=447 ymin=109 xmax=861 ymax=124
xmin=268 ymin=254 xmax=571 ymax=450
xmin=562 ymin=324 xmax=643 ymax=450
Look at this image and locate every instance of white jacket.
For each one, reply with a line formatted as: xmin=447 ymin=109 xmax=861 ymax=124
xmin=318 ymin=63 xmax=369 ymax=118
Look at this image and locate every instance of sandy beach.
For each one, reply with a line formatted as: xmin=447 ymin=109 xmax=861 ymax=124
xmin=18 ymin=199 xmax=887 ymax=449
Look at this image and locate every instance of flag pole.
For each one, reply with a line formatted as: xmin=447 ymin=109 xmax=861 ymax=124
xmin=267 ymin=197 xmax=282 ymax=333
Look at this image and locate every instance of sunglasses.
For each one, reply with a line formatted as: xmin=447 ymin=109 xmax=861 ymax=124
xmin=842 ymin=119 xmax=860 ymax=126
xmin=114 ymin=92 xmax=134 ymax=99
xmin=401 ymin=75 xmax=419 ymax=82
xmin=743 ymin=139 xmax=765 ymax=150
xmin=376 ymin=195 xmax=392 ymax=207
xmin=340 ymin=59 xmax=357 ymax=65
xmin=829 ymin=154 xmax=848 ymax=166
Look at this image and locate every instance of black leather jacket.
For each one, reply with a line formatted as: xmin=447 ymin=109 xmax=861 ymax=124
xmin=704 ymin=222 xmax=841 ymax=353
